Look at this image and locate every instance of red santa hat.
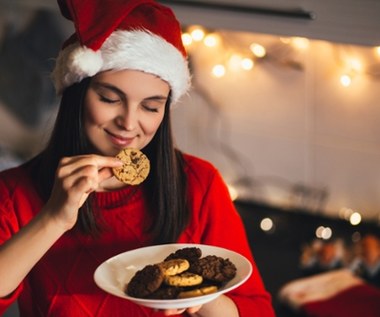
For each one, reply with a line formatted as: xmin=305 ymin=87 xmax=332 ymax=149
xmin=52 ymin=0 xmax=191 ymax=104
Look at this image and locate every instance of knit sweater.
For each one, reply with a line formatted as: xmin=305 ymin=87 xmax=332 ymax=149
xmin=0 ymin=154 xmax=274 ymax=316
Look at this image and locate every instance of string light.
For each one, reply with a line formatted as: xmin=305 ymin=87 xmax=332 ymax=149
xmin=350 ymin=212 xmax=362 ymax=225
xmin=228 ymin=54 xmax=244 ymax=71
xmin=340 ymin=74 xmax=352 ymax=87
xmin=189 ymin=26 xmax=205 ymax=42
xmin=260 ymin=218 xmax=274 ymax=232
xmin=203 ymin=33 xmax=220 ymax=47
xmin=241 ymin=57 xmax=254 ymax=70
xmin=212 ymin=64 xmax=226 ymax=78
xmin=182 ymin=25 xmax=380 ymax=87
xmin=181 ymin=33 xmax=193 ymax=47
xmin=339 ymin=207 xmax=354 ymax=220
xmin=374 ymin=46 xmax=380 ymax=57
xmin=346 ymin=57 xmax=363 ymax=72
xmin=249 ymin=43 xmax=266 ymax=58
xmin=315 ymin=226 xmax=332 ymax=240
xmin=227 ymin=184 xmax=238 ymax=201
xmin=291 ymin=37 xmax=310 ymax=50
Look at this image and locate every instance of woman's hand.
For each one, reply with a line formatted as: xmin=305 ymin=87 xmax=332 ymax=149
xmin=45 ymin=154 xmax=122 ymax=231
xmin=162 ymin=295 xmax=239 ymax=317
xmin=162 ymin=305 xmax=202 ymax=315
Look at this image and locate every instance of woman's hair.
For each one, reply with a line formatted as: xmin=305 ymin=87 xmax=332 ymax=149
xmin=30 ymin=78 xmax=190 ymax=244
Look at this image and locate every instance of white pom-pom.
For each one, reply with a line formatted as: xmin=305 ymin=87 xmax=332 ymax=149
xmin=51 ymin=43 xmax=104 ymax=94
xmin=69 ymin=46 xmax=103 ymax=77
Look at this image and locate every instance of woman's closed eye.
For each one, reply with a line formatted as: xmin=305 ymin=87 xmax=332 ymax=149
xmin=142 ymin=104 xmax=159 ymax=112
xmin=99 ymin=95 xmax=120 ymax=104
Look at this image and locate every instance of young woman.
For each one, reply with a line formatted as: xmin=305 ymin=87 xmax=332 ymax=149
xmin=0 ymin=0 xmax=275 ymax=316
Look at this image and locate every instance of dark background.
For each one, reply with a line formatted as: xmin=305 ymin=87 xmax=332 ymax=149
xmin=235 ymin=200 xmax=379 ymax=316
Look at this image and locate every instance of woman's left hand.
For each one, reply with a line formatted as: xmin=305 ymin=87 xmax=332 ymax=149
xmin=162 ymin=305 xmax=202 ymax=315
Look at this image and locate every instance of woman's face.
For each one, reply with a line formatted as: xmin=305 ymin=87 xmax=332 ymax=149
xmin=84 ymin=69 xmax=170 ymax=156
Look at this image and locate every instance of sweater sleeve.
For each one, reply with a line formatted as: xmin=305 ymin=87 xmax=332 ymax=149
xmin=183 ymin=161 xmax=275 ymax=317
xmin=0 ymin=179 xmax=24 ymax=314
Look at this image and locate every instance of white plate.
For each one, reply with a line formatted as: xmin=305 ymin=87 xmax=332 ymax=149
xmin=94 ymin=243 xmax=252 ymax=309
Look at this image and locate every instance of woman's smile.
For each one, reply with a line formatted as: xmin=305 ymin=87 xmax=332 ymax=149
xmin=105 ymin=129 xmax=136 ymax=148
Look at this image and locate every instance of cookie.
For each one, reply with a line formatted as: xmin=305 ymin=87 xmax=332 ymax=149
xmin=178 ymin=285 xmax=218 ymax=299
xmin=164 ymin=247 xmax=202 ymax=265
xmin=126 ymin=264 xmax=164 ymax=298
xmin=190 ymin=255 xmax=237 ymax=284
xmin=159 ymin=259 xmax=190 ymax=276
xmin=113 ymin=148 xmax=150 ymax=185
xmin=164 ymin=272 xmax=203 ymax=287
xmin=148 ymin=286 xmax=181 ymax=300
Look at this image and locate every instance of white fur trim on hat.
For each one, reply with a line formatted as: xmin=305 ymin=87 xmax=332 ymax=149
xmin=52 ymin=29 xmax=191 ymax=104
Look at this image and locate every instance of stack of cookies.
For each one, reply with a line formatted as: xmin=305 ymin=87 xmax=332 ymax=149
xmin=126 ymin=247 xmax=237 ymax=300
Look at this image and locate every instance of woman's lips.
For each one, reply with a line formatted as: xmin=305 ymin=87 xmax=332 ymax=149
xmin=106 ymin=130 xmax=135 ymax=147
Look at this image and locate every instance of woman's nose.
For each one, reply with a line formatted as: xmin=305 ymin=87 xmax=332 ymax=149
xmin=117 ymin=108 xmax=136 ymax=131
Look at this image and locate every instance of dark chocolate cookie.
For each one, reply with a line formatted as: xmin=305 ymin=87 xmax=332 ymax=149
xmin=190 ymin=255 xmax=237 ymax=284
xmin=164 ymin=247 xmax=202 ymax=265
xmin=126 ymin=264 xmax=164 ymax=298
xmin=148 ymin=286 xmax=181 ymax=300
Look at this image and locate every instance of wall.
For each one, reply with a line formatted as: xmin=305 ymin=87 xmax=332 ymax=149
xmin=171 ymin=29 xmax=380 ymax=223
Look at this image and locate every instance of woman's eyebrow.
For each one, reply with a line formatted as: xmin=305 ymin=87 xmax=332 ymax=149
xmin=92 ymin=82 xmax=125 ymax=96
xmin=144 ymin=95 xmax=168 ymax=102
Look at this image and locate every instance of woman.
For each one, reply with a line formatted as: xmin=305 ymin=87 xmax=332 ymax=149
xmin=0 ymin=0 xmax=275 ymax=316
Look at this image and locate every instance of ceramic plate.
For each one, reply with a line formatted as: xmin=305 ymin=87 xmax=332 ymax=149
xmin=94 ymin=243 xmax=252 ymax=309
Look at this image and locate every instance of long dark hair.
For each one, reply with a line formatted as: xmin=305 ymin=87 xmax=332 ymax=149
xmin=30 ymin=78 xmax=190 ymax=243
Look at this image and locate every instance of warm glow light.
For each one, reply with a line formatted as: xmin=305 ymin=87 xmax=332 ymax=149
xmin=321 ymin=227 xmax=332 ymax=240
xmin=292 ymin=37 xmax=310 ymax=50
xmin=316 ymin=226 xmax=324 ymax=238
xmin=203 ymin=33 xmax=219 ymax=47
xmin=190 ymin=27 xmax=205 ymax=42
xmin=228 ymin=54 xmax=243 ymax=71
xmin=375 ymin=46 xmax=380 ymax=57
xmin=260 ymin=218 xmax=274 ymax=232
xmin=250 ymin=43 xmax=266 ymax=58
xmin=241 ymin=58 xmax=254 ymax=70
xmin=339 ymin=207 xmax=354 ymax=220
xmin=182 ymin=33 xmax=193 ymax=46
xmin=346 ymin=57 xmax=363 ymax=72
xmin=340 ymin=74 xmax=352 ymax=87
xmin=227 ymin=185 xmax=238 ymax=201
xmin=212 ymin=64 xmax=226 ymax=78
xmin=280 ymin=37 xmax=292 ymax=44
xmin=350 ymin=212 xmax=362 ymax=225
xmin=315 ymin=226 xmax=332 ymax=240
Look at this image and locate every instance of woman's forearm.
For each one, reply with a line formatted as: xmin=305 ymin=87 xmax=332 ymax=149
xmin=0 ymin=208 xmax=66 ymax=297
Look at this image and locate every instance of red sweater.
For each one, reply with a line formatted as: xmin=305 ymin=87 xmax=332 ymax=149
xmin=0 ymin=154 xmax=274 ymax=316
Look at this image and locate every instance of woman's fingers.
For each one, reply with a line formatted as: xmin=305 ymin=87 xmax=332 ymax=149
xmin=58 ymin=155 xmax=122 ymax=177
xmin=46 ymin=154 xmax=123 ymax=230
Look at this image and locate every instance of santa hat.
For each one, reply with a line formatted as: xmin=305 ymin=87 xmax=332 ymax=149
xmin=52 ymin=0 xmax=191 ymax=104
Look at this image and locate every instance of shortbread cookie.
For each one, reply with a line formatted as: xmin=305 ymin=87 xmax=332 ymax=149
xmin=164 ymin=272 xmax=203 ymax=287
xmin=126 ymin=264 xmax=164 ymax=298
xmin=178 ymin=285 xmax=218 ymax=299
xmin=113 ymin=148 xmax=150 ymax=185
xmin=159 ymin=259 xmax=190 ymax=276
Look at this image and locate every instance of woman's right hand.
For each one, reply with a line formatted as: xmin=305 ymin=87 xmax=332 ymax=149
xmin=44 ymin=154 xmax=123 ymax=231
